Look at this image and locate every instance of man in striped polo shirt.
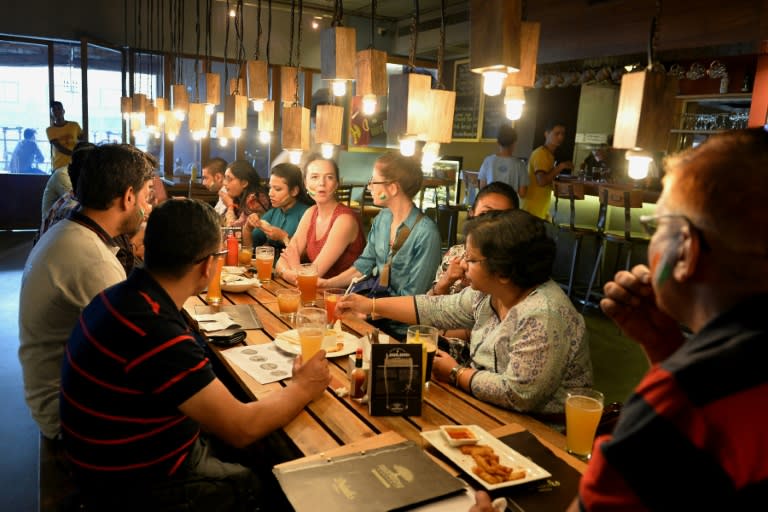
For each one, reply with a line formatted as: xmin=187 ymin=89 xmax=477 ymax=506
xmin=61 ymin=199 xmax=330 ymax=510
xmin=570 ymin=128 xmax=768 ymax=510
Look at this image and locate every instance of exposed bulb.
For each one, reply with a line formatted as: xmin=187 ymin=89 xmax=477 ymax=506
xmin=192 ymin=130 xmax=206 ymax=141
xmin=252 ymin=99 xmax=265 ymax=112
xmin=288 ymin=150 xmax=303 ymax=165
xmin=362 ymin=95 xmax=377 ymax=116
xmin=158 ymin=111 xmax=166 ymax=125
xmin=173 ymin=110 xmax=186 ymax=121
xmin=399 ymin=138 xmax=416 ymax=157
xmin=167 ymin=132 xmax=177 ymax=142
xmin=258 ymin=130 xmax=271 ymax=144
xmin=122 ymin=112 xmax=130 ymax=121
xmin=482 ymin=71 xmax=507 ymax=96
xmin=230 ymin=127 xmax=242 ymax=139
xmin=204 ymin=104 xmax=215 ymax=116
xmin=229 ymin=9 xmax=236 ymax=17
xmin=421 ymin=142 xmax=441 ymax=171
xmin=505 ymin=100 xmax=524 ymax=120
xmin=321 ymin=143 xmax=335 ymax=159
xmin=219 ymin=137 xmax=229 ymax=147
xmin=627 ymin=153 xmax=652 ymax=180
xmin=331 ymin=80 xmax=347 ymax=97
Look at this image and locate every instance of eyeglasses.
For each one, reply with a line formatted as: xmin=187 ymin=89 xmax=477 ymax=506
xmin=639 ymin=213 xmax=710 ymax=250
xmin=367 ymin=177 xmax=392 ymax=186
xmin=194 ymin=249 xmax=229 ymax=264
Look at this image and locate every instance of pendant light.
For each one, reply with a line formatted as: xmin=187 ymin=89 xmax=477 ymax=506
xmin=256 ymin=0 xmax=275 ymax=145
xmin=503 ymin=19 xmax=540 ymax=121
xmin=469 ymin=0 xmax=521 ymax=96
xmin=321 ymin=0 xmax=356 ymax=98
xmin=355 ymin=0 xmax=387 ymax=116
xmin=281 ymin=0 xmax=310 ymax=163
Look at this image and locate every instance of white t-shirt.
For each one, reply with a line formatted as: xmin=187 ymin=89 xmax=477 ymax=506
xmin=478 ymin=155 xmax=529 ymax=192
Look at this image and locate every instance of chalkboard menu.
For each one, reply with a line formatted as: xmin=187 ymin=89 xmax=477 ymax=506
xmin=481 ymin=92 xmax=507 ymax=140
xmin=452 ymin=61 xmax=481 ymax=140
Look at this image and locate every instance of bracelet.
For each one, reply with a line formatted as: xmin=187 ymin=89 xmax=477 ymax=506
xmin=455 ymin=367 xmax=469 ymax=389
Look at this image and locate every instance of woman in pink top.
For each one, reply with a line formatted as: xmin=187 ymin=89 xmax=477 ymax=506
xmin=276 ymin=156 xmax=365 ymax=282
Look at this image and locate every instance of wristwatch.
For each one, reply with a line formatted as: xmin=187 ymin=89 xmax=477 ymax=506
xmin=449 ymin=366 xmax=460 ymax=387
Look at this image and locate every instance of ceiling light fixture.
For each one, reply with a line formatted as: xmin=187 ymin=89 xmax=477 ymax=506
xmin=470 ymin=0 xmax=521 ymax=96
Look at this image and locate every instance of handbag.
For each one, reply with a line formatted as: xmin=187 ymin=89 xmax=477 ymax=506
xmin=350 ymin=213 xmax=425 ymax=298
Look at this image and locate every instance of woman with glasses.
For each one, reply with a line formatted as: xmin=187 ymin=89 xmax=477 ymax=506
xmin=321 ymin=153 xmax=442 ymax=337
xmin=221 ymin=160 xmax=270 ymax=230
xmin=337 ymin=209 xmax=591 ymax=415
xmin=275 ymin=156 xmax=365 ymax=282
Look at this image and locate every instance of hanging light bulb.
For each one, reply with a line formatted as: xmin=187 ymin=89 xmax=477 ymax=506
xmin=252 ymin=99 xmax=265 ymax=112
xmin=421 ymin=141 xmax=441 ymax=170
xmin=167 ymin=132 xmax=177 ymax=142
xmin=204 ymin=104 xmax=215 ymax=115
xmin=504 ymin=85 xmax=526 ymax=120
xmin=192 ymin=130 xmax=205 ymax=141
xmin=362 ymin=95 xmax=377 ymax=116
xmin=219 ymin=137 xmax=229 ymax=147
xmin=626 ymin=149 xmax=652 ymax=180
xmin=482 ymin=70 xmax=507 ymax=96
xmin=288 ymin=150 xmax=303 ymax=165
xmin=229 ymin=8 xmax=236 ymax=17
xmin=399 ymin=136 xmax=417 ymax=157
xmin=230 ymin=127 xmax=242 ymax=139
xmin=258 ymin=130 xmax=271 ymax=144
xmin=331 ymin=79 xmax=347 ymax=97
xmin=321 ymin=143 xmax=335 ymax=159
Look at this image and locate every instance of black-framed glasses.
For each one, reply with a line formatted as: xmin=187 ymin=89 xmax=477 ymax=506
xmin=194 ymin=249 xmax=228 ymax=264
xmin=639 ymin=213 xmax=710 ymax=250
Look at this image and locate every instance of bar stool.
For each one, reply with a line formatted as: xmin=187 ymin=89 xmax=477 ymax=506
xmin=551 ymin=180 xmax=599 ymax=299
xmin=582 ymin=186 xmax=651 ymax=309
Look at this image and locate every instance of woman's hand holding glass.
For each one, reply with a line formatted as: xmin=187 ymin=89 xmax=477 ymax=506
xmin=335 ymin=294 xmax=372 ymax=319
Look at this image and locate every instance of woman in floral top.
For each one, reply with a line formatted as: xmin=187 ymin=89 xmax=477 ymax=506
xmin=337 ymin=210 xmax=592 ymax=415
xmin=430 ymin=181 xmax=519 ymax=296
xmin=220 ymin=160 xmax=270 ymax=229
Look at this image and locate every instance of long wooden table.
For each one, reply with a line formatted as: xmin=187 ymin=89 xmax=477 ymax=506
xmin=183 ymin=275 xmax=587 ymax=481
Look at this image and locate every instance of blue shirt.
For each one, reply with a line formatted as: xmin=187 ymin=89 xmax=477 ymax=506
xmin=353 ymin=205 xmax=442 ymax=296
xmin=251 ymin=201 xmax=310 ymax=251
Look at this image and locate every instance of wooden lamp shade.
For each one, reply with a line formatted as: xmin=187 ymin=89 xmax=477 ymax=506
xmin=120 ymin=96 xmax=132 ymax=116
xmin=172 ymin=84 xmax=189 ymax=115
xmin=321 ymin=26 xmax=357 ymax=81
xmin=228 ymin=77 xmax=245 ymax=96
xmin=132 ymin=93 xmax=147 ymax=114
xmin=613 ymin=69 xmax=678 ymax=151
xmin=224 ymin=93 xmax=248 ymax=129
xmin=356 ymin=48 xmax=388 ymax=97
xmin=246 ymin=60 xmax=269 ymax=101
xmin=504 ymin=21 xmax=541 ymax=88
xmin=204 ymin=73 xmax=221 ymax=107
xmin=144 ymin=101 xmax=159 ymax=128
xmin=425 ymin=89 xmax=456 ymax=143
xmin=315 ymin=104 xmax=345 ymax=145
xmin=281 ymin=105 xmax=310 ymax=150
xmin=470 ymin=0 xmax=521 ymax=75
xmin=188 ymin=103 xmax=208 ymax=133
xmin=281 ymin=67 xmax=300 ymax=105
xmin=258 ymin=100 xmax=275 ymax=132
xmin=387 ymin=73 xmax=431 ymax=145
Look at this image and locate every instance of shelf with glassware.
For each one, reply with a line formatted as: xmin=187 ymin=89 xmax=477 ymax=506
xmin=668 ymin=93 xmax=751 ymax=152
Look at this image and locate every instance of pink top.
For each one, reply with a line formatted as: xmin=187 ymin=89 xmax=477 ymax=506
xmin=306 ymin=203 xmax=365 ymax=278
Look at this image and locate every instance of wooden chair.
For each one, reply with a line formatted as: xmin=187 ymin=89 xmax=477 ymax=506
xmin=436 ymin=204 xmax=466 ymax=250
xmin=552 ymin=180 xmax=598 ymax=299
xmin=335 ymin=184 xmax=353 ymax=206
xmin=582 ymin=186 xmax=651 ymax=309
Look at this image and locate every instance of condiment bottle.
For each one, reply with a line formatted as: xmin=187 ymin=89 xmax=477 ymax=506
xmin=350 ymin=348 xmax=365 ymax=399
xmin=226 ymin=234 xmax=238 ymax=266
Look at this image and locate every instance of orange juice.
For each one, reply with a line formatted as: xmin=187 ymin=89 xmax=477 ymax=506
xmin=298 ymin=327 xmax=324 ymax=360
xmin=206 ymin=255 xmax=225 ymax=305
xmin=238 ymin=248 xmax=252 ymax=266
xmin=256 ymin=255 xmax=273 ymax=282
xmin=323 ymin=288 xmax=345 ymax=324
xmin=297 ymin=269 xmax=318 ymax=305
xmin=565 ymin=391 xmax=604 ymax=460
xmin=276 ymin=289 xmax=301 ymax=319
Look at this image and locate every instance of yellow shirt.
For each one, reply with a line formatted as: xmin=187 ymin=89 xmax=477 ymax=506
xmin=46 ymin=121 xmax=82 ymax=170
xmin=522 ymin=145 xmax=555 ymax=220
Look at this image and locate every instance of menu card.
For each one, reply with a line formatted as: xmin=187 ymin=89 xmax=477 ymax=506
xmin=368 ymin=343 xmax=423 ymax=417
xmin=274 ymin=441 xmax=465 ymax=512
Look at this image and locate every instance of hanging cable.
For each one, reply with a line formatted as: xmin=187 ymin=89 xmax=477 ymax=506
xmin=194 ymin=0 xmax=201 ymax=100
xmin=254 ymin=0 xmax=262 ymax=59
xmin=437 ymin=0 xmax=445 ymax=88
xmin=224 ymin=0 xmax=231 ymax=88
xmin=369 ymin=0 xmax=376 ymax=48
xmin=408 ymin=0 xmax=419 ymax=71
xmin=267 ymin=0 xmax=272 ymax=65
xmin=295 ymin=0 xmax=303 ymax=104
xmin=287 ymin=0 xmax=295 ymax=68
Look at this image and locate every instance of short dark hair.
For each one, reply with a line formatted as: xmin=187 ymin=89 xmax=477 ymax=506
xmin=271 ymin=163 xmax=315 ymax=206
xmin=497 ymin=124 xmax=517 ymax=147
xmin=144 ymin=199 xmax=221 ymax=278
xmin=68 ymin=142 xmax=96 ymax=194
xmin=464 ymin=209 xmax=555 ymax=288
xmin=474 ymin=181 xmax=520 ymax=210
xmin=23 ymin=128 xmax=36 ymax=139
xmin=204 ymin=157 xmax=227 ymax=176
xmin=375 ymin=152 xmax=423 ymax=199
xmin=76 ymin=144 xmax=156 ymax=210
xmin=50 ymin=100 xmax=63 ymax=110
xmin=544 ymin=120 xmax=566 ymax=132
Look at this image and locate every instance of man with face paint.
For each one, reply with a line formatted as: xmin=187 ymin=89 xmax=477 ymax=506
xmin=569 ymin=128 xmax=768 ymax=510
xmin=19 ymin=144 xmax=156 ymax=442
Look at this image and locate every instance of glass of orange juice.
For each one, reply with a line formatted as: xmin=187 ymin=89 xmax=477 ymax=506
xmin=205 ymin=251 xmax=226 ymax=305
xmin=296 ymin=306 xmax=326 ymax=361
xmin=296 ymin=263 xmax=318 ymax=305
xmin=239 ymin=245 xmax=253 ymax=266
xmin=254 ymin=246 xmax=275 ymax=283
xmin=565 ymin=388 xmax=604 ymax=461
xmin=276 ymin=288 xmax=302 ymax=323
xmin=323 ymin=288 xmax=346 ymax=326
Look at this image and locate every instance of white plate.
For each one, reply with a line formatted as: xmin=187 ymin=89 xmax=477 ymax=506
xmin=420 ymin=425 xmax=552 ymax=491
xmin=221 ymin=266 xmax=248 ymax=275
xmin=272 ymin=329 xmax=360 ymax=358
xmin=221 ymin=275 xmax=260 ymax=292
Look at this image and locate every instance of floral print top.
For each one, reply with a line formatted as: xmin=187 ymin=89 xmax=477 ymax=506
xmin=430 ymin=243 xmax=468 ymax=295
xmin=415 ymin=279 xmax=592 ymax=414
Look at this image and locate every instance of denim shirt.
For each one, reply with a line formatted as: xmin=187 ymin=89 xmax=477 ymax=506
xmin=353 ymin=204 xmax=442 ymax=296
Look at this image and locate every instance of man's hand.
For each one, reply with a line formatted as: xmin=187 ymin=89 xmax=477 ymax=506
xmin=291 ymin=351 xmax=330 ymax=401
xmin=601 ymin=265 xmax=685 ymax=363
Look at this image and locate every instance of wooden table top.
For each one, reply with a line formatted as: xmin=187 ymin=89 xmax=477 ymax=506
xmin=183 ymin=275 xmax=587 ymax=477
